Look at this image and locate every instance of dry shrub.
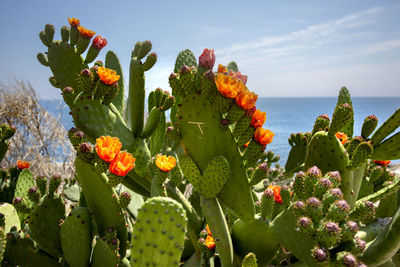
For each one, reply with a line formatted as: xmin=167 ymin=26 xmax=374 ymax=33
xmin=0 ymin=80 xmax=75 ymax=178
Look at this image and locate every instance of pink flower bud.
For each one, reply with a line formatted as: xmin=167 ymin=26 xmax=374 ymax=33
xmin=199 ymin=48 xmax=215 ymax=70
xmin=92 ymin=36 xmax=107 ymax=50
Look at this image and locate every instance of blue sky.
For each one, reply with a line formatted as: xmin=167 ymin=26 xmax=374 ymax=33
xmin=1 ymin=1 xmax=400 ymax=99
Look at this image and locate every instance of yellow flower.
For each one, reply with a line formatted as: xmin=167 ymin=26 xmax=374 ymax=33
xmin=155 ymin=154 xmax=176 ymax=172
xmin=205 ymin=235 xmax=216 ymax=250
xmin=95 ymin=136 xmax=122 ymax=163
xmin=97 ymin=67 xmax=120 ymax=85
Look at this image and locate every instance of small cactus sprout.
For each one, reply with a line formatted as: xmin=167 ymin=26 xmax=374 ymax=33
xmin=317 ymin=221 xmax=341 ymax=248
xmin=307 ymin=166 xmax=322 ymax=178
xmin=361 ymin=115 xmax=378 ymax=138
xmin=336 ymin=252 xmax=358 ymax=267
xmin=328 ymin=199 xmax=350 ymax=222
xmin=27 ymin=186 xmax=40 ymax=203
xmin=198 ymin=48 xmax=215 ymax=70
xmin=341 ymin=221 xmax=359 ymax=242
xmin=297 ymin=216 xmax=314 ymax=237
xmin=119 ymin=191 xmax=131 ymax=209
xmin=312 ymin=247 xmax=329 ymax=263
xmin=305 ymin=197 xmax=323 ymax=223
xmin=49 ymin=174 xmax=62 ymax=193
xmin=327 ymin=171 xmax=341 ymax=188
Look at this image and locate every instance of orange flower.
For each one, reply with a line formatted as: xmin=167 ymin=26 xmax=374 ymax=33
xmin=95 ymin=136 xmax=122 ymax=162
xmin=67 ymin=17 xmax=80 ymax=27
xmin=155 ymin=154 xmax=176 ymax=172
xmin=254 ymin=127 xmax=274 ymax=146
xmin=251 ymin=109 xmax=266 ymax=128
xmin=215 ymin=74 xmax=245 ymax=98
xmin=206 ymin=224 xmax=212 ymax=236
xmin=109 ymin=151 xmax=136 ymax=176
xmin=335 ymin=132 xmax=348 ymax=144
xmin=268 ymin=185 xmax=282 ymax=204
xmin=77 ymin=26 xmax=95 ymax=39
xmin=218 ymin=64 xmax=228 ymax=74
xmin=235 ymin=90 xmax=258 ymax=110
xmin=244 ymin=141 xmax=250 ymax=148
xmin=17 ymin=160 xmax=30 ymax=170
xmin=205 ymin=235 xmax=216 ymax=250
xmin=97 ymin=67 xmax=120 ymax=85
xmin=373 ymin=160 xmax=391 ymax=167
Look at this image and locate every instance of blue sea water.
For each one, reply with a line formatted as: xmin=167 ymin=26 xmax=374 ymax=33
xmin=41 ymin=97 xmax=400 ymax=166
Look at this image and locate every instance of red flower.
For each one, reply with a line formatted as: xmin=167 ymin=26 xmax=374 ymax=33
xmin=268 ymin=185 xmax=282 ymax=204
xmin=373 ymin=160 xmax=391 ymax=167
xmin=155 ymin=154 xmax=176 ymax=172
xmin=77 ymin=26 xmax=95 ymax=39
xmin=109 ymin=151 xmax=136 ymax=176
xmin=335 ymin=132 xmax=348 ymax=144
xmin=17 ymin=160 xmax=30 ymax=170
xmin=92 ymin=36 xmax=107 ymax=50
xmin=205 ymin=235 xmax=215 ymax=250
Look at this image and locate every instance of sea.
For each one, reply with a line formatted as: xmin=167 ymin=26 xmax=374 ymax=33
xmin=41 ymin=97 xmax=400 ymax=166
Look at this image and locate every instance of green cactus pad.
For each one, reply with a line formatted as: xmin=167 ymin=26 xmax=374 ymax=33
xmin=371 ymin=132 xmax=400 ymax=160
xmin=72 ymin=96 xmax=134 ymax=148
xmin=150 ymin=112 xmax=166 ymax=156
xmin=270 ymin=205 xmax=321 ymax=267
xmin=231 ymin=215 xmax=279 ymax=266
xmin=285 ymin=133 xmax=308 ymax=175
xmin=242 ymin=252 xmax=258 ymax=267
xmin=348 ymin=142 xmax=373 ymax=169
xmin=304 ymin=131 xmax=352 ymax=201
xmin=46 ymin=41 xmax=87 ymax=89
xmin=130 ymin=197 xmax=187 ymax=267
xmin=361 ymin=115 xmax=378 ymax=138
xmin=176 ymin=92 xmax=255 ymax=222
xmin=0 ymin=203 xmax=21 ymax=232
xmin=29 ymin=195 xmax=65 ymax=258
xmin=180 ymin=154 xmax=228 ymax=199
xmin=14 ymin=169 xmax=36 ymax=210
xmin=127 ymin=139 xmax=151 ymax=178
xmin=371 ymin=108 xmax=400 ymax=145
xmin=141 ymin=106 xmax=162 ymax=138
xmin=328 ymin=103 xmax=353 ymax=136
xmin=226 ymin=61 xmax=239 ymax=72
xmin=336 ymin=87 xmax=354 ymax=137
xmin=2 ymin=232 xmax=61 ymax=267
xmin=105 ymin=50 xmax=125 ymax=113
xmin=75 ymin=158 xmax=128 ymax=256
xmin=312 ymin=114 xmax=330 ymax=135
xmin=60 ymin=207 xmax=92 ymax=267
xmin=91 ymin=237 xmax=119 ymax=267
xmin=174 ymin=49 xmax=197 ymax=73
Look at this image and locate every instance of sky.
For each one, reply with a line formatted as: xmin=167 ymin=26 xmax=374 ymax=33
xmin=0 ymin=1 xmax=400 ymax=99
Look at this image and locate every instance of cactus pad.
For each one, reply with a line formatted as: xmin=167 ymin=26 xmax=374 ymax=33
xmin=130 ymin=197 xmax=187 ymax=266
